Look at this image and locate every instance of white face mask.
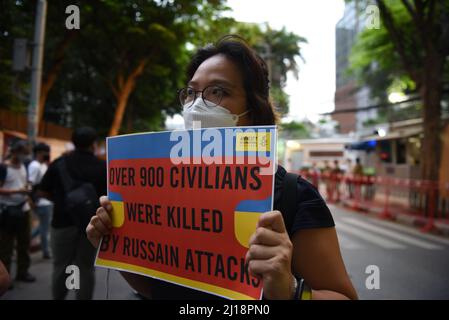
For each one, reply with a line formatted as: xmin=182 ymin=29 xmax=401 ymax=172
xmin=182 ymin=98 xmax=250 ymax=129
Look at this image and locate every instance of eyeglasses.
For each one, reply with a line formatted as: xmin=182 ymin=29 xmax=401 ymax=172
xmin=178 ymin=85 xmax=225 ymax=108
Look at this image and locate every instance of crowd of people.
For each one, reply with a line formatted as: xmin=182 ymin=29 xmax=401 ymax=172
xmin=0 ymin=127 xmax=106 ymax=299
xmin=301 ymin=158 xmax=374 ymax=203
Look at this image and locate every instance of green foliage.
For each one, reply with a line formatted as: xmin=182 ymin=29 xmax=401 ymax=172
xmin=348 ymin=0 xmax=417 ymax=103
xmin=279 ymin=121 xmax=311 ymax=139
xmin=0 ymin=0 xmax=34 ymax=111
xmin=185 ymin=19 xmax=306 ymax=116
xmin=270 ymin=86 xmax=290 ymax=115
xmin=348 ymin=0 xmax=449 ymax=102
xmin=0 ymin=0 xmax=306 ymax=136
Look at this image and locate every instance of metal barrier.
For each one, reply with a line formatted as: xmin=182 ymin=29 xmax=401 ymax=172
xmin=299 ymin=170 xmax=449 ymax=233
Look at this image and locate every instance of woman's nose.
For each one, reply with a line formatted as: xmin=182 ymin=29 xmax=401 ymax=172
xmin=194 ymin=91 xmax=202 ymax=100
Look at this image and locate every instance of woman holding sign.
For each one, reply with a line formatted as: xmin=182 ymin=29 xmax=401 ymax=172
xmin=87 ymin=36 xmax=357 ymax=300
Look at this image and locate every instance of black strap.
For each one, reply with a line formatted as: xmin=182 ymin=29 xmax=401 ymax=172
xmin=280 ymin=172 xmax=299 ymax=237
xmin=0 ymin=164 xmax=7 ymax=183
xmin=56 ymin=158 xmax=74 ymax=193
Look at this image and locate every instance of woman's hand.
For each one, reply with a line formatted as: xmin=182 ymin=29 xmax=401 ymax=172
xmin=86 ymin=195 xmax=113 ymax=248
xmin=245 ymin=210 xmax=295 ymax=300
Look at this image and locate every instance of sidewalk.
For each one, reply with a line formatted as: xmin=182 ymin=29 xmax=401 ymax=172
xmin=1 ymin=251 xmax=140 ymax=300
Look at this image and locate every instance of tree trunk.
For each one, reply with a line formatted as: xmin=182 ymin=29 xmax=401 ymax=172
xmin=126 ymin=103 xmax=134 ymax=133
xmin=108 ymin=59 xmax=148 ymax=136
xmin=419 ymin=52 xmax=443 ymax=182
xmin=37 ymin=31 xmax=78 ymax=132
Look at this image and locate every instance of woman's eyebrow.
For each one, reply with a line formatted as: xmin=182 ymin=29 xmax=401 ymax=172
xmin=209 ymin=79 xmax=236 ymax=88
xmin=188 ymin=79 xmax=236 ymax=89
xmin=187 ymin=80 xmax=198 ymax=87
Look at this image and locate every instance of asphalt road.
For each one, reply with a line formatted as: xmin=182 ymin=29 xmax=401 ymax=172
xmin=332 ymin=205 xmax=449 ymax=299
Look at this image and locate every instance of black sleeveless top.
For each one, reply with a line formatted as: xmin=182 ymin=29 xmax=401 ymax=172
xmin=146 ymin=165 xmax=335 ymax=299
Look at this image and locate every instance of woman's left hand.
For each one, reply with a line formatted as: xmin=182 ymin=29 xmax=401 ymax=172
xmin=245 ymin=210 xmax=295 ymax=300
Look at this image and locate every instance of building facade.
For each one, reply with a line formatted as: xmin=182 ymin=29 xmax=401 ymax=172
xmin=334 ymin=0 xmax=377 ymax=134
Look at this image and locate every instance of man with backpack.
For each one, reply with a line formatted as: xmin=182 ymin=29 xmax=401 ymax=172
xmin=0 ymin=140 xmax=36 ymax=286
xmin=38 ymin=127 xmax=106 ymax=300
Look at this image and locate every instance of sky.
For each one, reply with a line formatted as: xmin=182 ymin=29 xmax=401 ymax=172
xmin=226 ymin=0 xmax=346 ymax=123
xmin=166 ymin=0 xmax=346 ymax=128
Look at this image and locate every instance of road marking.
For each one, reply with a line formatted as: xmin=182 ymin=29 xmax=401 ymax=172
xmin=336 ymin=222 xmax=406 ymax=249
xmin=362 ymin=217 xmax=449 ymax=246
xmin=341 ymin=217 xmax=444 ymax=250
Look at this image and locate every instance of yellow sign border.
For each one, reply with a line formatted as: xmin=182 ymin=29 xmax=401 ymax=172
xmin=96 ymin=258 xmax=257 ymax=300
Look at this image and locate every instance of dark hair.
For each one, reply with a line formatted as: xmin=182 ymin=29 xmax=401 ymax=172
xmin=72 ymin=127 xmax=97 ymax=150
xmin=33 ymin=142 xmax=50 ymax=154
xmin=10 ymin=140 xmax=29 ymax=154
xmin=187 ymin=35 xmax=279 ymax=125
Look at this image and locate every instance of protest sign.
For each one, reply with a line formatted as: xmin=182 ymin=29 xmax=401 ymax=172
xmin=95 ymin=125 xmax=277 ymax=300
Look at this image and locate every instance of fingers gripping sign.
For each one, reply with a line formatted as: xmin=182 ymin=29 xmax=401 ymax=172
xmin=86 ymin=196 xmax=114 ymax=249
xmin=245 ymin=210 xmax=295 ymax=300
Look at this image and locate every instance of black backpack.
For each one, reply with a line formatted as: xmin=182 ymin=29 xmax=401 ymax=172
xmin=57 ymin=158 xmax=98 ymax=234
xmin=0 ymin=163 xmax=6 ymax=183
xmin=276 ymin=172 xmax=299 ymax=238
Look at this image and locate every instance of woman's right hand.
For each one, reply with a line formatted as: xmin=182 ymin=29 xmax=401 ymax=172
xmin=86 ymin=195 xmax=113 ymax=248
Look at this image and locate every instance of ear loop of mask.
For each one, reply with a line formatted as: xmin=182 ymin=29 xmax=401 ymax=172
xmin=234 ymin=109 xmax=251 ymax=121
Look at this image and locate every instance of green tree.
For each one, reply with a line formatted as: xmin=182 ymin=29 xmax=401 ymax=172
xmin=279 ymin=121 xmax=312 ymax=139
xmin=0 ymin=0 xmax=35 ymax=112
xmin=349 ymin=0 xmax=449 ymax=182
xmin=188 ymin=20 xmax=307 ymax=116
xmin=0 ymin=0 xmax=229 ymax=136
xmin=75 ymin=0 xmax=228 ymax=136
xmin=1 ymin=1 xmax=306 ymax=136
xmin=0 ymin=1 xmax=98 ymax=127
xmin=254 ymin=25 xmax=307 ymax=116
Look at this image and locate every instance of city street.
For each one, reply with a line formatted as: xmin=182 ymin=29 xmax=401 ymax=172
xmin=332 ymin=205 xmax=449 ymax=299
xmin=2 ymin=204 xmax=449 ymax=300
xmin=1 ymin=0 xmax=449 ymax=307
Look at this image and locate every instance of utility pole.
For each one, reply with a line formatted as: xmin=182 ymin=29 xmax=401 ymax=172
xmin=28 ymin=0 xmax=47 ymax=146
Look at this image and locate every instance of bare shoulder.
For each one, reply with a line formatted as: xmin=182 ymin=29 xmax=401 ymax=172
xmin=290 ymin=227 xmax=358 ymax=299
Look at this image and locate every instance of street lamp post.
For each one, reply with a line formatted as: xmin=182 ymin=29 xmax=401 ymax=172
xmin=28 ymin=0 xmax=47 ymax=146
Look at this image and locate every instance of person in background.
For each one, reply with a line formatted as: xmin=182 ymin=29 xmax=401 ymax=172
xmin=332 ymin=160 xmax=342 ymax=175
xmin=331 ymin=160 xmax=342 ymax=202
xmin=352 ymin=158 xmax=370 ymax=200
xmin=309 ymin=162 xmax=320 ymax=188
xmin=352 ymin=158 xmax=364 ymax=176
xmin=0 ymin=140 xmax=36 ymax=285
xmin=0 ymin=260 xmax=11 ymax=296
xmin=28 ymin=143 xmax=53 ymax=259
xmin=322 ymin=160 xmax=331 ymax=174
xmin=319 ymin=160 xmax=331 ymax=202
xmin=344 ymin=159 xmax=352 ymax=175
xmin=346 ymin=159 xmax=354 ymax=199
xmin=38 ymin=127 xmax=107 ymax=300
